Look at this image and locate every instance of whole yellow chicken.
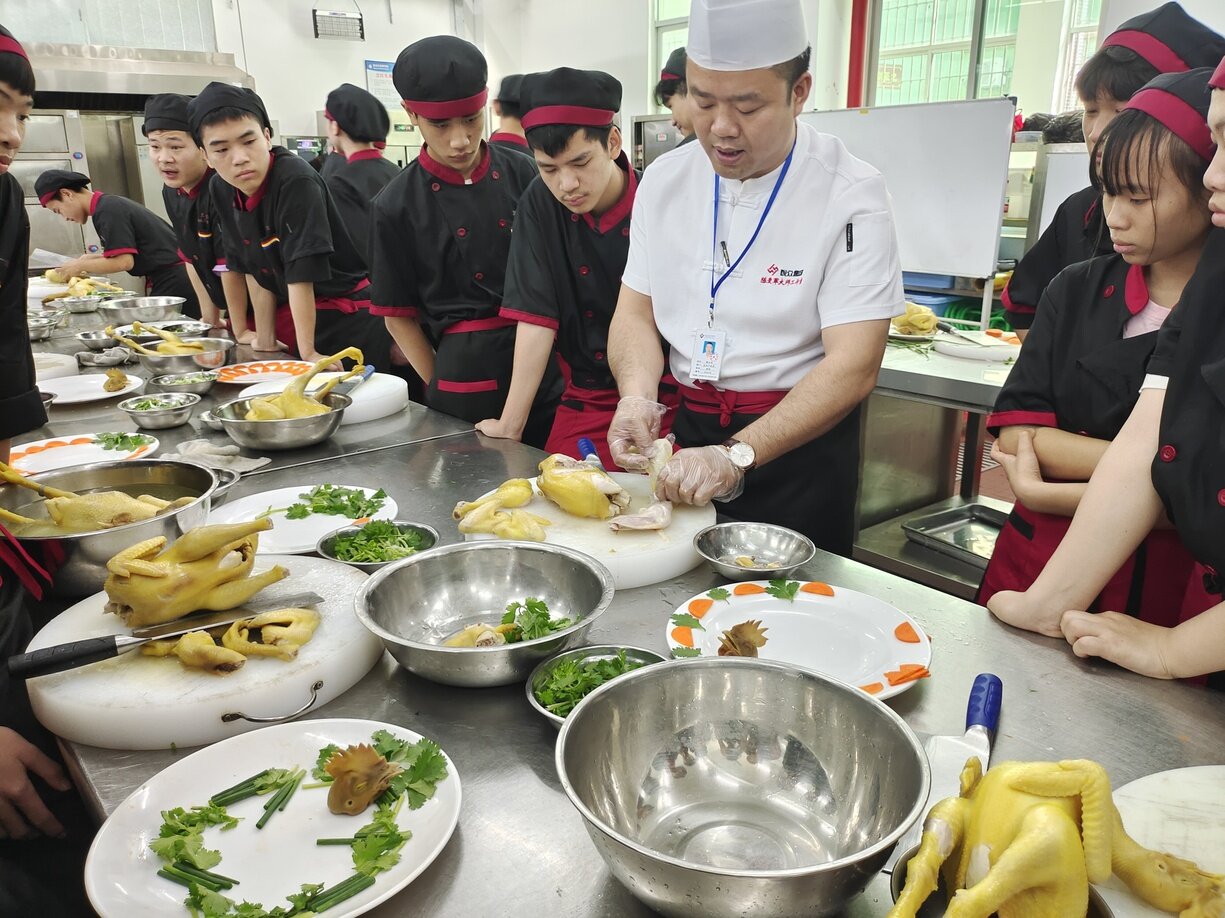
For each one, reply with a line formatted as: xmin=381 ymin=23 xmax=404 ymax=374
xmin=537 ymin=454 xmax=631 ymax=520
xmin=106 ymin=321 xmax=206 ymax=355
xmin=244 ymin=347 xmax=365 ymax=420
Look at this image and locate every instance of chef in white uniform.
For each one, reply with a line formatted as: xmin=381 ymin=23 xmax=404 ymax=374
xmin=606 ymin=0 xmax=904 ymax=555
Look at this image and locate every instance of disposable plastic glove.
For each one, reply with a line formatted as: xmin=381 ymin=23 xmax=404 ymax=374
xmin=607 ymin=396 xmax=668 ymax=471
xmin=654 ymin=445 xmax=746 ymax=505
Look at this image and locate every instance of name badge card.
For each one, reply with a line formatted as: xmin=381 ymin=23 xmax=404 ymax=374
xmin=690 ymin=329 xmax=726 ymax=381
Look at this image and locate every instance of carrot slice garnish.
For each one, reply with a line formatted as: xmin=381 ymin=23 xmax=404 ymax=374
xmin=894 ymin=622 xmax=921 ymax=644
xmin=733 ymin=583 xmax=767 ymax=595
xmin=688 ymin=598 xmax=714 ymax=619
xmin=860 ymin=682 xmax=884 ymax=695
xmin=801 ymin=581 xmax=834 ymax=596
xmin=671 ymin=626 xmax=694 ymax=648
xmin=884 ymin=664 xmax=931 ymax=686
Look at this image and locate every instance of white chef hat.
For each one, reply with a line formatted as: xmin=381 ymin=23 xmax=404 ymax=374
xmin=687 ymin=0 xmax=809 ymax=71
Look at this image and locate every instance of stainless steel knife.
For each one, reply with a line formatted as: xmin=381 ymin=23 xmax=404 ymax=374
xmin=6 ymin=590 xmax=325 ymax=679
xmin=937 ymin=321 xmax=991 ymax=346
xmin=885 ymin=672 xmax=1003 ymax=873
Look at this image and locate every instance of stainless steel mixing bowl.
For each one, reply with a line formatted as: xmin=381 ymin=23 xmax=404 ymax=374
xmin=693 ymin=521 xmax=816 ymax=582
xmin=526 ymin=644 xmax=666 ymax=729
xmin=96 ymin=297 xmax=184 ymax=324
xmin=151 ymin=370 xmax=219 ymax=396
xmin=0 ymin=459 xmax=217 ymax=597
xmin=316 ymin=519 xmax=440 ymax=574
xmin=356 ymin=541 xmax=616 ymax=687
xmin=135 ymin=338 xmax=233 ymax=376
xmin=76 ymin=329 xmax=120 ymax=350
xmin=212 ymin=393 xmax=351 ymax=451
xmin=556 ymin=658 xmax=929 ymax=918
xmin=118 ymin=393 xmax=200 ymax=430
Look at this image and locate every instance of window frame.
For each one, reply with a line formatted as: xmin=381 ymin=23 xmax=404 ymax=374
xmin=651 ymin=2 xmax=690 ymax=114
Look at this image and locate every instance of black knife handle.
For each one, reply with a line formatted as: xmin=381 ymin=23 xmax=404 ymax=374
xmin=7 ymin=636 xmax=122 ymax=679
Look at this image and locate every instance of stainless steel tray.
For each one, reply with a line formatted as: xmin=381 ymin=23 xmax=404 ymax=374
xmin=902 ymin=503 xmax=1009 ymax=570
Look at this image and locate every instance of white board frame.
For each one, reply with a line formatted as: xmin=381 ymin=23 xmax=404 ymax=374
xmin=799 ymin=98 xmax=1015 ymax=281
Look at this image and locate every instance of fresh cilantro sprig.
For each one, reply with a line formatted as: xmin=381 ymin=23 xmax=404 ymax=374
xmin=533 ymin=650 xmax=645 ymax=718
xmin=500 ymin=597 xmax=571 ymax=643
xmin=258 ymin=484 xmax=387 ymax=521
xmin=708 ymin=587 xmax=731 ymax=603
xmin=94 ymin=431 xmax=154 ymax=451
xmin=766 ymin=579 xmax=800 ymax=602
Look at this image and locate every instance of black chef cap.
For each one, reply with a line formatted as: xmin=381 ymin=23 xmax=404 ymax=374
xmin=661 ymin=47 xmax=687 ymax=81
xmin=143 ymin=94 xmax=193 ymax=136
xmin=0 ymin=24 xmax=34 ymax=97
xmin=1121 ymin=68 xmax=1216 ymax=161
xmin=494 ymin=74 xmax=523 ymax=104
xmin=0 ymin=23 xmax=27 ymax=61
xmin=36 ymin=169 xmax=90 ymax=205
xmin=520 ymin=68 xmax=621 ymax=131
xmin=1212 ymin=57 xmax=1225 ymax=90
xmin=187 ymin=82 xmax=272 ymax=142
xmin=325 ymin=83 xmax=390 ymax=144
xmin=1102 ymin=2 xmax=1225 ymax=72
xmin=393 ymin=36 xmax=488 ymax=118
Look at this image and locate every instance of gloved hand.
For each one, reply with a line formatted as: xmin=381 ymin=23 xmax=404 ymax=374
xmin=607 ymin=396 xmax=668 ymax=471
xmin=164 ymin=439 xmax=271 ymax=473
xmin=655 ymin=445 xmax=745 ymax=505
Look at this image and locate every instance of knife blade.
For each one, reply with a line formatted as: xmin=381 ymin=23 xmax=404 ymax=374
xmin=937 ymin=321 xmax=991 ymax=347
xmin=885 ymin=672 xmax=1003 ymax=873
xmin=6 ymin=590 xmax=325 ymax=679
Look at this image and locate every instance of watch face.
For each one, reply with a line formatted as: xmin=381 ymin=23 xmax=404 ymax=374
xmin=728 ymin=442 xmax=755 ymax=468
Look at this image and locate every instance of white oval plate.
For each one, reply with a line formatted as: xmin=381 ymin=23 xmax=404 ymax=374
xmin=9 ymin=433 xmax=158 ymax=474
xmin=665 ymin=580 xmax=932 ymax=700
xmin=39 ymin=372 xmax=144 ymax=404
xmin=217 ymin=360 xmax=314 ymax=384
xmin=208 ymin=485 xmax=398 ymax=554
xmin=84 ymin=718 xmax=462 ymax=918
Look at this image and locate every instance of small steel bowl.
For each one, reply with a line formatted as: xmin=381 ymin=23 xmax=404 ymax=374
xmin=213 ymin=393 xmax=351 ymax=451
xmin=27 ymin=317 xmax=56 ymax=341
xmin=76 ymin=330 xmax=119 ymax=351
xmin=39 ymin=390 xmax=56 ymax=410
xmin=29 ymin=307 xmax=69 ymax=326
xmin=199 ymin=410 xmax=224 ymax=432
xmin=209 ymin=467 xmax=240 ymax=507
xmin=356 ymin=541 xmax=616 ymax=688
xmin=151 ymin=370 xmax=219 ymax=395
xmin=113 ymin=320 xmax=212 ymax=343
xmin=135 ymin=338 xmax=234 ymax=376
xmin=60 ymin=296 xmax=101 ymax=314
xmin=526 ymin=644 xmax=666 ymax=729
xmin=694 ymin=521 xmax=816 ymax=582
xmin=96 ymin=296 xmax=185 ymax=325
xmin=118 ymin=392 xmax=200 ymax=430
xmin=317 ymin=519 xmax=440 ymax=574
xmin=557 ymin=658 xmax=929 ymax=918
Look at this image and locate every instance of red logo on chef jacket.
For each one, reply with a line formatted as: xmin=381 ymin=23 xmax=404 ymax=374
xmin=761 ymin=263 xmax=804 ymax=285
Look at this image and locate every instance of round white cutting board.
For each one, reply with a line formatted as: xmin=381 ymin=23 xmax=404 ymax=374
xmin=1095 ymin=766 xmax=1225 ymax=918
xmin=25 ymin=555 xmax=384 ymax=750
xmin=238 ymin=372 xmax=409 ymax=425
xmin=463 ymin=472 xmax=715 ymax=590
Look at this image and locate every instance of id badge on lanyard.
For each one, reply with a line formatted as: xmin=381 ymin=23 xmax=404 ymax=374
xmin=698 ymin=142 xmax=795 ymax=382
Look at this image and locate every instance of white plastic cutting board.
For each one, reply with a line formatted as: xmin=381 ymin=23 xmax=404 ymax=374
xmin=462 ymin=472 xmax=715 ymax=589
xmin=1096 ymin=766 xmax=1225 ymax=918
xmin=238 ymin=372 xmax=409 ymax=425
xmin=25 ymin=555 xmax=384 ymax=751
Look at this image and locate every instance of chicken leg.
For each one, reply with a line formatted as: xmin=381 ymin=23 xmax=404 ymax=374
xmin=244 ymin=347 xmax=365 ymax=420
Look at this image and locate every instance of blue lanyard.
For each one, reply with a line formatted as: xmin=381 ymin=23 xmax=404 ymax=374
xmin=709 ymin=141 xmax=795 ymax=327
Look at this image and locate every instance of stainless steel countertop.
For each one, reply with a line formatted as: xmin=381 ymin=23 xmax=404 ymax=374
xmin=878 ymin=345 xmax=1013 ymax=413
xmin=58 ymin=432 xmax=1225 ymax=918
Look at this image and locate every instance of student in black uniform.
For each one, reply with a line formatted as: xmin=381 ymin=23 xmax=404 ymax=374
xmin=36 ymin=169 xmax=201 ymax=317
xmin=654 ymin=47 xmax=696 ymax=146
xmin=476 ymin=67 xmax=676 ymax=466
xmin=0 ymin=26 xmax=94 ymax=916
xmin=188 ymin=82 xmax=392 ymax=368
xmin=980 ymin=68 xmax=1215 ymax=629
xmin=370 ymin=36 xmax=557 ymax=440
xmin=1002 ymin=2 xmax=1225 ymax=339
xmin=322 ymin=83 xmax=400 ymax=264
xmin=987 ymin=59 xmax=1225 ymax=683
xmin=143 ymin=93 xmax=249 ymax=332
xmin=489 ymin=74 xmax=530 ymax=152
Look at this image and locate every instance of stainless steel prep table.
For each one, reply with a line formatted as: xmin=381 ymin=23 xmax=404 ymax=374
xmin=58 ymin=432 xmax=1225 ymax=918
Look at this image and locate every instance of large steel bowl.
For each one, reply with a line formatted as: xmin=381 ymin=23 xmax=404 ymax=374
xmin=212 ymin=393 xmax=351 ymax=451
xmin=135 ymin=338 xmax=234 ymax=376
xmin=0 ymin=459 xmax=217 ymax=597
xmin=96 ymin=297 xmax=184 ymax=324
xmin=694 ymin=521 xmax=816 ymax=582
xmin=356 ymin=541 xmax=616 ymax=687
xmin=556 ymin=658 xmax=929 ymax=918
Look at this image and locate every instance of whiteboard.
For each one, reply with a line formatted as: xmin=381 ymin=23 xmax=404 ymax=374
xmin=799 ymin=98 xmax=1015 ymax=278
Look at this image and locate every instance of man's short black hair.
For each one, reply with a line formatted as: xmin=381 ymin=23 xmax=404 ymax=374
xmin=654 ymin=75 xmax=686 ymax=108
xmin=0 ymin=52 xmax=34 ymax=98
xmin=497 ymin=99 xmax=523 ymax=120
xmin=773 ymin=45 xmax=812 ymax=88
xmin=194 ymin=106 xmax=265 ymax=144
xmin=525 ymin=123 xmax=614 ymax=159
xmin=1074 ymin=46 xmax=1159 ymax=106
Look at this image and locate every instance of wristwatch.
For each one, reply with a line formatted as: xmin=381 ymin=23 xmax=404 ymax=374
xmin=721 ymin=438 xmax=756 ymax=472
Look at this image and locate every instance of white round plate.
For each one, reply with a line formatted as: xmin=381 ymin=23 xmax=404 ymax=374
xmin=217 ymin=360 xmax=314 ymax=384
xmin=9 ymin=433 xmax=158 ymax=474
xmin=665 ymin=580 xmax=932 ymax=700
xmin=933 ymin=332 xmax=1021 ymax=362
xmin=39 ymin=372 xmax=144 ymax=404
xmin=84 ymin=718 xmax=462 ymax=918
xmin=208 ymin=485 xmax=398 ymax=554
xmin=1095 ymin=766 xmax=1225 ymax=918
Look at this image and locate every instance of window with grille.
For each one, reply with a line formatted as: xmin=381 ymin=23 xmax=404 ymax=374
xmin=1053 ymin=0 xmax=1103 ymax=112
xmin=653 ymin=0 xmax=689 ymax=113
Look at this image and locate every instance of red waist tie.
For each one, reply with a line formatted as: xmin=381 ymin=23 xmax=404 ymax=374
xmin=678 ymin=382 xmax=789 ymax=428
xmin=315 ymin=279 xmax=373 ymax=314
xmin=0 ymin=524 xmax=53 ymax=600
xmin=444 ymin=316 xmax=516 ymax=336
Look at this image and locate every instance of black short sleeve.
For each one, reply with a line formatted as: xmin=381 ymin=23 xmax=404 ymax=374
xmin=93 ymin=199 xmax=139 ymax=258
xmin=275 ymin=176 xmax=336 ymax=266
xmin=369 ymin=178 xmax=421 ymax=317
xmin=502 ymin=182 xmax=561 ymax=329
xmin=988 ymin=271 xmax=1068 ymax=435
xmin=1146 ymin=301 xmax=1183 ymax=378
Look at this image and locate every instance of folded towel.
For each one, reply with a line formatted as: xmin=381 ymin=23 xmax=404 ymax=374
xmin=76 ymin=346 xmax=133 ymax=367
xmin=164 ymin=439 xmax=271 ymax=473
